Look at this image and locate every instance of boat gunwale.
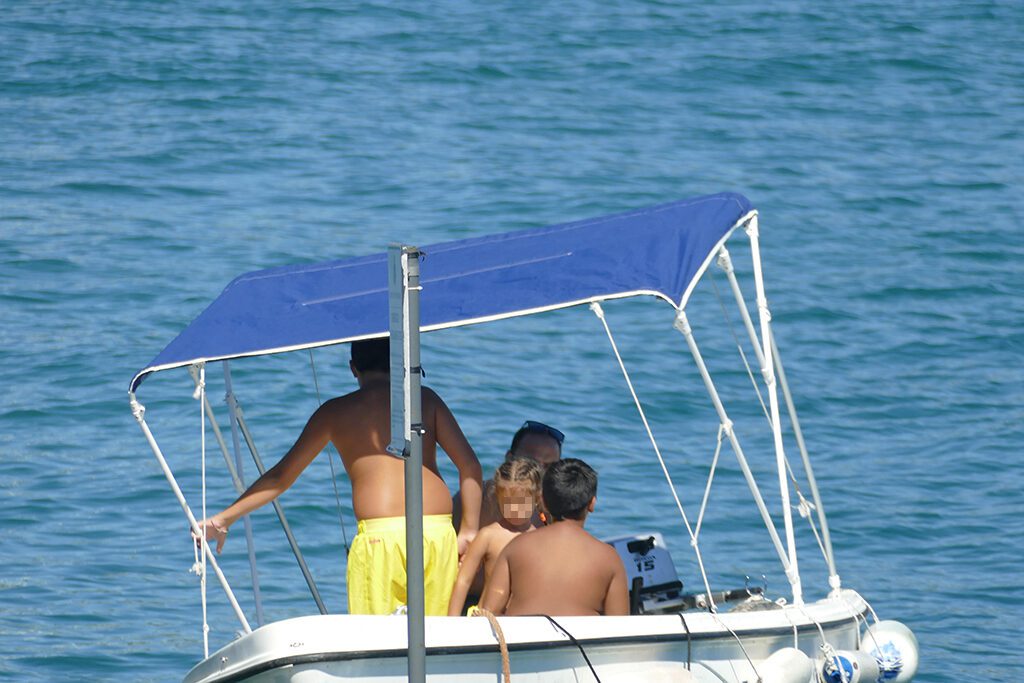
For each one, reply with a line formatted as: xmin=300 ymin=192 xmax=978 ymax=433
xmin=189 ymin=601 xmax=865 ymax=683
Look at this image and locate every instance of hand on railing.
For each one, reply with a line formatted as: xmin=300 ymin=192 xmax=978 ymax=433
xmin=194 ymin=517 xmax=229 ymax=554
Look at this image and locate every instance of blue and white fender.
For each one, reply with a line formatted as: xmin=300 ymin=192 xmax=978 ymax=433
xmin=821 ymin=649 xmax=881 ymax=683
xmin=859 ymin=620 xmax=919 ymax=682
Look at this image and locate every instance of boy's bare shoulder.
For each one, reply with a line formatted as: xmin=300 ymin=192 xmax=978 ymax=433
xmin=591 ymin=535 xmax=622 ymax=564
xmin=500 ymin=524 xmax=539 ymax=556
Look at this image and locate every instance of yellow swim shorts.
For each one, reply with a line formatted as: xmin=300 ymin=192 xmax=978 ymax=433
xmin=347 ymin=514 xmax=458 ymax=616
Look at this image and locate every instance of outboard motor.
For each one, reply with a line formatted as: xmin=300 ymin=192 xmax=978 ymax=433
xmin=859 ymin=620 xmax=919 ymax=682
xmin=605 ymin=533 xmax=684 ymax=614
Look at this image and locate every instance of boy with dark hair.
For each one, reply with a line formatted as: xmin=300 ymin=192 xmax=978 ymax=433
xmin=541 ymin=457 xmax=596 ymax=521
xmin=479 ymin=458 xmax=628 ymax=616
xmin=197 ymin=336 xmax=483 ymax=616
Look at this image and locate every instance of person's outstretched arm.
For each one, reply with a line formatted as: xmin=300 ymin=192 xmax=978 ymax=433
xmin=478 ymin=547 xmax=512 ymax=615
xmin=447 ymin=527 xmax=491 ymax=616
xmin=431 ymin=390 xmax=482 ymax=557
xmin=195 ymin=403 xmax=332 ymax=552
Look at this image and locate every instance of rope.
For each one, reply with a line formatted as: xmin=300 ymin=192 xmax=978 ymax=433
xmin=780 ymin=602 xmax=800 ymax=648
xmin=541 ymin=615 xmax=600 ymax=682
xmin=590 ymin=302 xmax=717 ymax=609
xmin=792 ymin=602 xmax=850 ymax=683
xmin=197 ymin=364 xmax=210 ymax=658
xmin=677 ymin=613 xmax=692 ymax=670
xmin=709 ymin=611 xmax=761 ymax=683
xmin=474 ymin=607 xmax=511 ymax=682
xmin=308 ymin=350 xmax=350 ymax=553
xmin=710 ymin=273 xmax=770 ymax=422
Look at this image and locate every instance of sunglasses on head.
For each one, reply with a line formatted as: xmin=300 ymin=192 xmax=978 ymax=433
xmin=519 ymin=420 xmax=565 ymax=446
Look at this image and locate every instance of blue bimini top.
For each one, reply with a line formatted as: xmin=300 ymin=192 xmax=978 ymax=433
xmin=130 ymin=192 xmax=754 ymax=392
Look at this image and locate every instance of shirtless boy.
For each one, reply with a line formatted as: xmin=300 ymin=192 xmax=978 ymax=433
xmin=196 ymin=338 xmax=483 ymax=616
xmin=479 ymin=458 xmax=628 ymax=616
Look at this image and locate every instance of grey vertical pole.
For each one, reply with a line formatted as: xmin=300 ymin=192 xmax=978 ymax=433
xmin=388 ymin=245 xmax=426 ymax=683
xmin=222 ymin=361 xmax=266 ymax=627
xmin=405 ymin=247 xmax=426 ymax=683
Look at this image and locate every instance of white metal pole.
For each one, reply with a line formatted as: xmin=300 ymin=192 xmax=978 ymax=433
xmin=770 ymin=331 xmax=840 ymax=591
xmin=129 ymin=393 xmax=252 ymax=634
xmin=673 ymin=312 xmax=796 ymax=589
xmin=746 ymin=216 xmax=803 ymax=604
xmin=224 ymin=392 xmax=328 ymax=615
xmin=717 ymin=247 xmax=768 ymax=372
xmin=719 ymin=247 xmax=839 ymax=591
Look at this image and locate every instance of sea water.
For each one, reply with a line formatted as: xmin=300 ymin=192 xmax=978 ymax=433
xmin=1 ymin=2 xmax=1021 ymax=680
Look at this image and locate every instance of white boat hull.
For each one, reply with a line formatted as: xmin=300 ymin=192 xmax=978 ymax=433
xmin=185 ymin=590 xmax=868 ymax=683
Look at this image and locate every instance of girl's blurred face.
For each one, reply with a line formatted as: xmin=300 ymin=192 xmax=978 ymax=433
xmin=496 ymin=484 xmax=535 ymax=526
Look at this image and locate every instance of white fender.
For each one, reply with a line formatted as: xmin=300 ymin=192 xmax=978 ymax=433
xmin=821 ymin=649 xmax=881 ymax=683
xmin=759 ymin=647 xmax=813 ymax=683
xmin=860 ymin=620 xmax=919 ymax=682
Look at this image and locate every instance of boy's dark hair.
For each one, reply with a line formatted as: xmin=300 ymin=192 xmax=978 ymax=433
xmin=542 ymin=458 xmax=597 ymax=521
xmin=351 ymin=337 xmax=390 ymax=373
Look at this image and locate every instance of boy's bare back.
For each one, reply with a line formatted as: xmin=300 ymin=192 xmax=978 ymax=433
xmin=482 ymin=521 xmax=628 ymax=616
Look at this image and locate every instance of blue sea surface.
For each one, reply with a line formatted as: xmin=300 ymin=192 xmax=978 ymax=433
xmin=1 ymin=2 xmax=1022 ymax=681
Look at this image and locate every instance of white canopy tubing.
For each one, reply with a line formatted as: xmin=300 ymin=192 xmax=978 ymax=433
xmin=308 ymin=350 xmax=350 ymax=554
xmin=709 ymin=268 xmax=832 ymax=570
xmin=692 ymin=423 xmax=725 ymax=544
xmin=128 ymin=391 xmax=253 ymax=634
xmin=223 ymin=389 xmax=328 ymax=614
xmin=746 ymin=216 xmax=803 ymax=605
xmin=589 ymin=302 xmax=717 ymax=610
xmin=189 ymin=365 xmax=266 ymax=627
xmin=672 ymin=310 xmax=800 ymax=600
xmin=716 ymin=244 xmax=840 ymax=591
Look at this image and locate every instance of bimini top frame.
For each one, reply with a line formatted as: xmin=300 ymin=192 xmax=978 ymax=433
xmin=129 ymin=192 xmax=842 ymax=647
xmin=130 ymin=192 xmax=754 ymax=393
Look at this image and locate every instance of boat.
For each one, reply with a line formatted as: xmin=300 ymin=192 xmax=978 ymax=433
xmin=129 ymin=192 xmax=920 ymax=682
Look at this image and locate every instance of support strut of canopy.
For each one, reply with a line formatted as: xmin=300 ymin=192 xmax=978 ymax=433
xmin=188 ymin=365 xmax=265 ymax=627
xmin=715 ymin=246 xmax=840 ymax=591
xmin=589 ymin=301 xmax=717 ymax=610
xmin=223 ymin=389 xmax=328 ymax=614
xmin=746 ymin=215 xmax=803 ymax=605
xmin=672 ymin=310 xmax=800 ymax=601
xmin=128 ymin=390 xmax=253 ymax=635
